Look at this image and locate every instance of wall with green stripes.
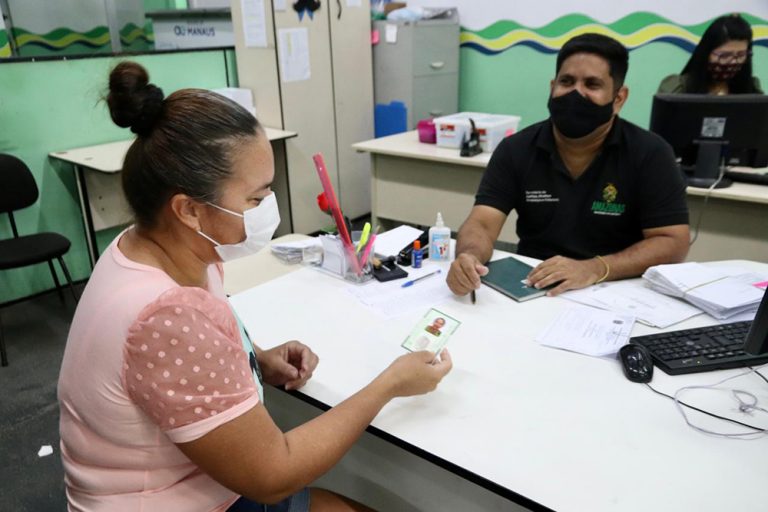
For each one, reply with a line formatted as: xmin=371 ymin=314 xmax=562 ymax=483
xmin=0 ymin=6 xmax=9 ymax=58
xmin=0 ymin=49 xmax=238 ymax=304
xmin=457 ymin=12 xmax=768 ymax=130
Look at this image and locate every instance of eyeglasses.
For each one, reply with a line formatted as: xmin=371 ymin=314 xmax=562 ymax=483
xmin=710 ymin=50 xmax=751 ymax=64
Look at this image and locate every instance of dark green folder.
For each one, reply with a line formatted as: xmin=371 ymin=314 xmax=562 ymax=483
xmin=480 ymin=257 xmax=551 ymax=302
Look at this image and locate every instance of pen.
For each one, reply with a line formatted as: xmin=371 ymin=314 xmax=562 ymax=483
xmin=360 ymin=233 xmax=377 ymax=267
xmin=401 ymin=269 xmax=441 ymax=288
xmin=356 ymin=222 xmax=371 ymax=253
xmin=471 ymin=289 xmax=476 ymax=304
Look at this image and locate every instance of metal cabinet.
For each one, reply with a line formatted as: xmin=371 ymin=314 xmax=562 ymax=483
xmin=373 ymin=11 xmax=460 ymax=130
xmin=231 ymin=0 xmax=374 ymax=233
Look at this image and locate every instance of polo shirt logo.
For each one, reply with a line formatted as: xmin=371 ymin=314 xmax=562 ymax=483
xmin=591 ymin=183 xmax=626 ymax=216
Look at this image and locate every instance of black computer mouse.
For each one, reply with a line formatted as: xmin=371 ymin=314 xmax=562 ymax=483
xmin=618 ymin=344 xmax=654 ymax=383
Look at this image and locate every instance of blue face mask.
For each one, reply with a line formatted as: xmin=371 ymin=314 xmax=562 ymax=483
xmin=547 ymin=90 xmax=615 ymax=139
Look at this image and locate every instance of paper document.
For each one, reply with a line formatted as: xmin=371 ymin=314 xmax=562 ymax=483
xmin=278 ymin=28 xmax=311 ymax=83
xmin=347 ymin=267 xmax=453 ymax=318
xmin=374 ymin=225 xmax=423 ymax=257
xmin=536 ymin=305 xmax=635 ymax=357
xmin=561 ymin=280 xmax=702 ymax=328
xmin=240 ymin=0 xmax=268 ymax=48
xmin=385 ymin=24 xmax=398 ymax=43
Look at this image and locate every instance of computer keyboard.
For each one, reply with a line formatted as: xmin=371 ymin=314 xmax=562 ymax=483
xmin=725 ymin=170 xmax=768 ymax=186
xmin=630 ymin=321 xmax=768 ymax=375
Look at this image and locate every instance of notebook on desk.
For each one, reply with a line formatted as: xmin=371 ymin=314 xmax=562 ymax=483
xmin=481 ymin=257 xmax=551 ymax=302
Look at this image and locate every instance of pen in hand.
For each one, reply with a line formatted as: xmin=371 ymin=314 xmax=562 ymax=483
xmin=471 ymin=289 xmax=476 ymax=304
xmin=401 ymin=269 xmax=441 ymax=288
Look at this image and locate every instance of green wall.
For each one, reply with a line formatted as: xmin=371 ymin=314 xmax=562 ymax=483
xmin=0 ymin=49 xmax=237 ymax=304
xmin=459 ymin=43 xmax=768 ymax=130
xmin=144 ymin=0 xmax=188 ymax=10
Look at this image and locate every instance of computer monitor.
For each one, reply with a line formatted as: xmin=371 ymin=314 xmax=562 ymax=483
xmin=649 ymin=94 xmax=768 ymax=188
xmin=745 ymin=288 xmax=768 ymax=356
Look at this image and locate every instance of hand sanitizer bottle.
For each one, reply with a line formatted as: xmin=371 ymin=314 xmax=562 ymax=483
xmin=429 ymin=212 xmax=451 ymax=262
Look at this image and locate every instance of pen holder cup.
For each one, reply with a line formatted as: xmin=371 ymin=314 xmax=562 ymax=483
xmin=345 ymin=231 xmax=375 ymax=284
xmin=319 ymin=233 xmax=374 ymax=284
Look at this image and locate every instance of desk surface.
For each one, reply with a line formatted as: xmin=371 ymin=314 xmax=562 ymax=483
xmin=686 ymin=176 xmax=768 ymax=205
xmin=49 ymin=127 xmax=298 ymax=172
xmin=225 ymin=243 xmax=768 ymax=512
xmin=355 ymin=131 xmax=768 ymax=206
xmin=353 ymin=130 xmax=491 ymax=168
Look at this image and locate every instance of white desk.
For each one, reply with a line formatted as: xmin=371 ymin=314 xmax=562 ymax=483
xmin=49 ymin=127 xmax=298 ymax=268
xmin=224 ymin=244 xmax=768 ymax=512
xmin=353 ymin=131 xmax=768 ymax=262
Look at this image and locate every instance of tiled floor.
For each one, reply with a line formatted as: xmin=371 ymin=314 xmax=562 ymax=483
xmin=0 ymin=285 xmax=82 ymax=511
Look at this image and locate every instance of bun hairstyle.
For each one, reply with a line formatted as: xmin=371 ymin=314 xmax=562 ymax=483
xmin=106 ymin=61 xmax=260 ymax=228
xmin=107 ymin=62 xmax=165 ymax=136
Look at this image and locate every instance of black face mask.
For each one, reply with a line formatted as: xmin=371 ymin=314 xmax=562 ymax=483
xmin=547 ymin=90 xmax=615 ymax=139
xmin=707 ymin=61 xmax=743 ymax=83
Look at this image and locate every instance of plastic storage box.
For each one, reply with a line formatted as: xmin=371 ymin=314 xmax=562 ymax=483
xmin=417 ymin=119 xmax=437 ymax=143
xmin=434 ymin=112 xmax=521 ymax=153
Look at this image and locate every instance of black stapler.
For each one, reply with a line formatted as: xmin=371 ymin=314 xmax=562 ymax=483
xmin=397 ymin=231 xmax=429 ymax=267
xmin=373 ymin=256 xmax=408 ymax=282
xmin=460 ymin=118 xmax=483 ymax=157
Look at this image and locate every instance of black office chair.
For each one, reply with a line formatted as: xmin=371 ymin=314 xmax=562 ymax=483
xmin=0 ymin=154 xmax=78 ymax=367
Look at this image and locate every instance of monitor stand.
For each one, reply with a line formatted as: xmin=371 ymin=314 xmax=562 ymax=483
xmin=686 ymin=140 xmax=732 ymax=189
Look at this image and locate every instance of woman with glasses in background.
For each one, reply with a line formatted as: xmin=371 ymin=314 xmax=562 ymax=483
xmin=658 ymin=13 xmax=763 ymax=95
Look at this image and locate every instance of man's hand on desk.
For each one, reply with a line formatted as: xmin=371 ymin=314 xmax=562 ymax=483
xmin=447 ymin=253 xmax=489 ymax=296
xmin=258 ymin=341 xmax=319 ymax=391
xmin=527 ymin=255 xmax=605 ymax=296
xmin=379 ymin=350 xmax=453 ymax=398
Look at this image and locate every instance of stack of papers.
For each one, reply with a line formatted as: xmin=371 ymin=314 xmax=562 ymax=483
xmin=270 ymin=238 xmax=321 ymax=263
xmin=561 ymin=280 xmax=702 ymax=328
xmin=642 ymin=263 xmax=767 ymax=320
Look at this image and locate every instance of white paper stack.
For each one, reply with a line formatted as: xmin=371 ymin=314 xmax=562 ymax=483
xmin=561 ymin=280 xmax=702 ymax=328
xmin=270 ymin=238 xmax=321 ymax=264
xmin=642 ymin=263 xmax=767 ymax=320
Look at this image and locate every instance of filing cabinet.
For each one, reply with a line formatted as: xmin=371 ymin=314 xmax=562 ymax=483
xmin=373 ymin=11 xmax=460 ymax=130
xmin=231 ymin=0 xmax=374 ymax=232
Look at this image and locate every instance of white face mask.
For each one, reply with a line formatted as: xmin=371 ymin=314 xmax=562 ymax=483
xmin=197 ymin=192 xmax=280 ymax=261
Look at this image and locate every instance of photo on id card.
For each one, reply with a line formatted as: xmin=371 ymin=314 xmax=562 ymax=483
xmin=402 ymin=308 xmax=461 ymax=355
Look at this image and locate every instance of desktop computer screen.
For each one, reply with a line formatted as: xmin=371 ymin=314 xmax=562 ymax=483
xmin=745 ymin=288 xmax=768 ymax=356
xmin=649 ymin=94 xmax=768 ymax=188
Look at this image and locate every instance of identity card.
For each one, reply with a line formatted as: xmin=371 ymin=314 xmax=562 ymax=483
xmin=401 ymin=308 xmax=461 ymax=355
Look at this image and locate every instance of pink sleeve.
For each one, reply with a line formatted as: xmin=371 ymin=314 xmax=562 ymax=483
xmin=123 ymin=288 xmax=258 ymax=441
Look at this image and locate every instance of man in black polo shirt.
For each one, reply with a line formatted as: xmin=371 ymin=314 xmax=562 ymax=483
xmin=447 ymin=33 xmax=689 ymax=297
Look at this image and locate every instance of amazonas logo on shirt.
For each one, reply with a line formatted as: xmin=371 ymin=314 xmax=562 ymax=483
xmin=591 ymin=183 xmax=626 ymax=216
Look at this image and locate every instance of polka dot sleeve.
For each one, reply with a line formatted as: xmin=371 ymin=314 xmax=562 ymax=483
xmin=123 ymin=287 xmax=258 ymax=440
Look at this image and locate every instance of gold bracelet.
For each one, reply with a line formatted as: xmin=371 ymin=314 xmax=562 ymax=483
xmin=594 ymin=255 xmax=610 ymax=284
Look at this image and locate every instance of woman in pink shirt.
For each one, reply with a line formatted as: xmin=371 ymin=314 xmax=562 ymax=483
xmin=58 ymin=61 xmax=452 ymax=512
